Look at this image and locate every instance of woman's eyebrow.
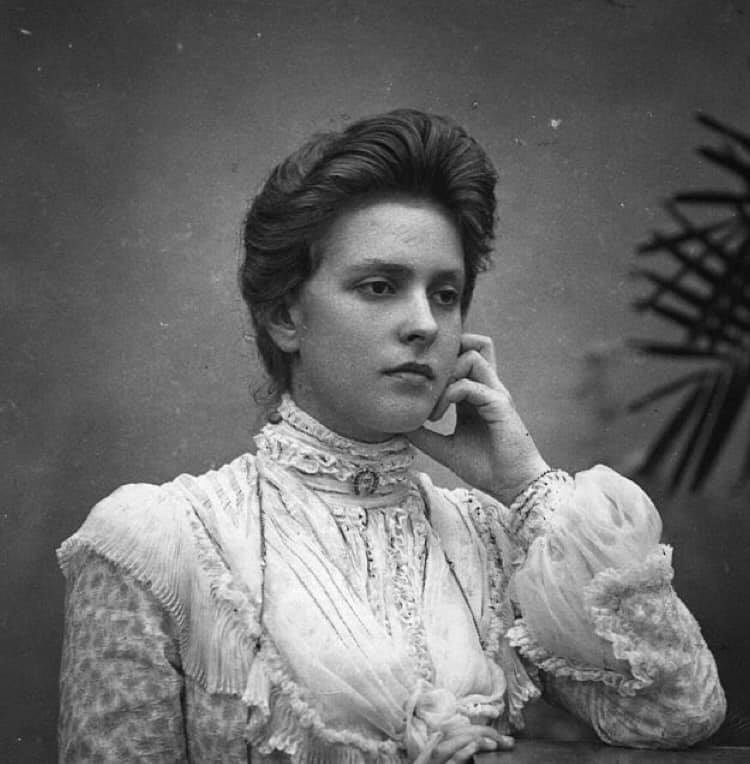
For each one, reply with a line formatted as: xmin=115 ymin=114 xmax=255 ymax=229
xmin=345 ymin=258 xmax=464 ymax=283
xmin=345 ymin=259 xmax=411 ymax=278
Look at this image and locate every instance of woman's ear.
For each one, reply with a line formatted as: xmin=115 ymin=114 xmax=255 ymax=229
xmin=265 ymin=299 xmax=302 ymax=353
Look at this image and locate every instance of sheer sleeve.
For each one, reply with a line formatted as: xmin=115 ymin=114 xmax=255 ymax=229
xmin=58 ymin=549 xmax=188 ymax=762
xmin=500 ymin=465 xmax=726 ymax=748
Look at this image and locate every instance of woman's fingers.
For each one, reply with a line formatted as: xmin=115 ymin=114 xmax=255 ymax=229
xmin=428 ymin=335 xmax=505 ymax=425
xmin=441 ymin=378 xmax=512 ymax=422
xmin=451 ymin=349 xmax=500 ymax=390
xmin=460 ymin=333 xmax=497 ymax=369
xmin=426 ymin=371 xmax=512 ymax=439
xmin=464 ymin=726 xmax=514 ymax=749
xmin=431 ymin=733 xmax=481 ymax=762
xmin=430 ymin=727 xmax=514 ymax=762
xmin=446 ymin=741 xmax=477 ymax=763
xmin=489 ymin=733 xmax=514 ymax=751
xmin=427 ymin=377 xmax=486 ymax=425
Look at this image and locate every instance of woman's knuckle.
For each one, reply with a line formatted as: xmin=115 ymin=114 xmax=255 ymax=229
xmin=498 ymin=392 xmax=515 ymax=410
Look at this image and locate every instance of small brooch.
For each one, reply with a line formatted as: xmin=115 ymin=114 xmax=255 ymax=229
xmin=353 ymin=467 xmax=380 ymax=496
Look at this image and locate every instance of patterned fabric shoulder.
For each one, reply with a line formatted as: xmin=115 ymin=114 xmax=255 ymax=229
xmin=58 ymin=453 xmax=263 ymax=698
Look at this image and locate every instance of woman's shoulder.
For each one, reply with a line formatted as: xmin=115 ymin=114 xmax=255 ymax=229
xmin=58 ymin=452 xmax=259 ymax=576
xmin=59 ymin=453 xmax=263 ymax=694
xmin=166 ymin=451 xmax=258 ymax=516
xmin=88 ymin=451 xmax=255 ymax=520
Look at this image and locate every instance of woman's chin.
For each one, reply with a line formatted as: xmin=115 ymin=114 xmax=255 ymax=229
xmin=374 ymin=406 xmax=434 ymax=437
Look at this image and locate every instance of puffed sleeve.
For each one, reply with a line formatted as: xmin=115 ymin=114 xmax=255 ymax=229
xmin=58 ymin=549 xmax=188 ymax=762
xmin=503 ymin=465 xmax=726 ymax=748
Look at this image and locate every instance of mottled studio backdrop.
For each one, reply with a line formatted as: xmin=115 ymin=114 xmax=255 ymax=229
xmin=2 ymin=0 xmax=750 ymax=759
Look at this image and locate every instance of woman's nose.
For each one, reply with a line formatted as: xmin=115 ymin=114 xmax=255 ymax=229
xmin=399 ymin=293 xmax=438 ymax=345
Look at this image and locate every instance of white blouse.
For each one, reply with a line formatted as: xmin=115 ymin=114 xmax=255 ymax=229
xmin=57 ymin=396 xmax=725 ymax=762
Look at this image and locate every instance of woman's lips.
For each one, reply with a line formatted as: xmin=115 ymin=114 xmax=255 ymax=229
xmin=387 ymin=370 xmax=432 ymax=385
xmin=384 ymin=363 xmax=435 ymax=385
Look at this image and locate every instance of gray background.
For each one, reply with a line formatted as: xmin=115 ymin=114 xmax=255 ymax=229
xmin=2 ymin=0 xmax=750 ymax=759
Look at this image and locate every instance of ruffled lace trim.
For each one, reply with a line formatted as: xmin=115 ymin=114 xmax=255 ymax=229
xmin=57 ymin=533 xmax=259 ymax=697
xmin=276 ymin=395 xmax=410 ymax=458
xmin=385 ymin=511 xmax=434 ymax=682
xmin=497 ymin=640 xmax=541 ymax=728
xmin=254 ymin=396 xmax=415 ymax=500
xmin=177 ymin=489 xmax=262 ymax=692
xmin=585 ymin=544 xmax=697 ymax=688
xmin=244 ymin=635 xmax=506 ymax=764
xmin=464 ymin=493 xmax=507 ymax=658
xmin=244 ymin=637 xmax=403 ymax=763
xmin=57 ymin=460 xmax=263 ymax=698
xmin=508 ymin=469 xmax=574 ymax=551
xmin=462 ymin=492 xmax=541 ymax=726
xmin=507 ymin=545 xmax=682 ymax=697
xmin=256 ymin=428 xmax=413 ymax=491
xmin=506 ymin=621 xmax=642 ymax=695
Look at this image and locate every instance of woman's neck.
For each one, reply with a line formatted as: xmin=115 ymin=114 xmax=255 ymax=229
xmin=254 ymin=395 xmax=415 ymax=501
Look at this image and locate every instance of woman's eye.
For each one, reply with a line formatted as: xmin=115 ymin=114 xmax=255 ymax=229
xmin=433 ymin=288 xmax=460 ymax=307
xmin=358 ymin=280 xmax=394 ymax=296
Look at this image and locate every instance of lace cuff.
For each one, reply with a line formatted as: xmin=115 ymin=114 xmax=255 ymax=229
xmin=586 ymin=545 xmax=699 ymax=686
xmin=508 ymin=545 xmax=703 ymax=697
xmin=508 ymin=469 xmax=574 ymax=551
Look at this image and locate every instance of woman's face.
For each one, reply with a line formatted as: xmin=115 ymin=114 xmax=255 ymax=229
xmin=284 ymin=196 xmax=465 ymax=441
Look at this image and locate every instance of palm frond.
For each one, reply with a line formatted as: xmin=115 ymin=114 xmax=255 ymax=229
xmin=698 ymin=146 xmax=750 ymax=184
xmin=690 ymin=356 xmax=750 ymax=489
xmin=627 ymin=340 xmax=722 ymax=360
xmin=673 ymin=191 xmax=748 ymax=207
xmin=627 ymin=370 xmax=708 ymax=413
xmin=668 ymin=373 xmax=723 ymax=491
xmin=697 ymin=112 xmax=750 ymax=152
xmin=629 ymin=114 xmax=750 ymax=492
xmin=636 ymin=384 xmax=705 ymax=481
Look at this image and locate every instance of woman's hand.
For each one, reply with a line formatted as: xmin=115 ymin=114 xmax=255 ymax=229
xmin=407 ymin=333 xmax=549 ymax=506
xmin=428 ymin=725 xmax=513 ymax=763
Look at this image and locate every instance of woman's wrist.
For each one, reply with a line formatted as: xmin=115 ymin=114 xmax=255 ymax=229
xmin=490 ymin=457 xmax=551 ymax=507
xmin=507 ymin=468 xmax=575 ymax=548
xmin=508 ymin=467 xmax=569 ymax=512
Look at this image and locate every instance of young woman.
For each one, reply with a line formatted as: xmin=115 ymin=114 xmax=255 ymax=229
xmin=58 ymin=110 xmax=725 ymax=762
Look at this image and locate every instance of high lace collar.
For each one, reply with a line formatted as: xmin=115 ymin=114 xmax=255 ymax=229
xmin=254 ymin=395 xmax=416 ymax=502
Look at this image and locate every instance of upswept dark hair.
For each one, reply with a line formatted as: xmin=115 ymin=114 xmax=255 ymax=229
xmin=239 ymin=108 xmax=498 ymax=398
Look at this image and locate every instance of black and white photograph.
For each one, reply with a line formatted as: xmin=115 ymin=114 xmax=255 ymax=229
xmin=2 ymin=1 xmax=749 ymax=761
